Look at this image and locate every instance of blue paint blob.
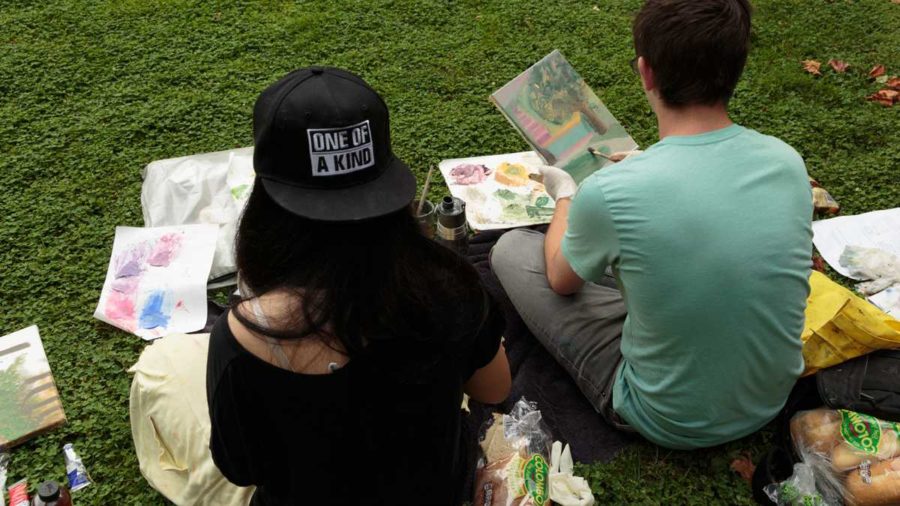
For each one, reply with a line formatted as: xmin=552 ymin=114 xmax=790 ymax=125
xmin=139 ymin=290 xmax=171 ymax=330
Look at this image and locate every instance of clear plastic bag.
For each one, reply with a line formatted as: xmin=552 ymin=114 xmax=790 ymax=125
xmin=474 ymin=398 xmax=552 ymax=506
xmin=790 ymin=408 xmax=900 ymax=505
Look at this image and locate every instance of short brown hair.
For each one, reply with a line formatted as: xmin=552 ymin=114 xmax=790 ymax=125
xmin=633 ymin=0 xmax=751 ymax=106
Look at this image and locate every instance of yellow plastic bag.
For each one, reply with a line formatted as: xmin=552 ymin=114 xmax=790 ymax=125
xmin=802 ymin=271 xmax=900 ymax=376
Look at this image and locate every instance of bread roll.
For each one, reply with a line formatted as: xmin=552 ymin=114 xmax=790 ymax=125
xmin=845 ymin=457 xmax=900 ymax=506
xmin=833 ymin=429 xmax=900 ymax=472
xmin=791 ymin=409 xmax=842 ymax=455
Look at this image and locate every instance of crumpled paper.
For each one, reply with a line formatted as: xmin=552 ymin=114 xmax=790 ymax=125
xmin=839 ymin=246 xmax=900 ymax=295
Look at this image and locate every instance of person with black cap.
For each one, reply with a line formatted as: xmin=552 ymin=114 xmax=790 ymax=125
xmin=205 ymin=67 xmax=511 ymax=505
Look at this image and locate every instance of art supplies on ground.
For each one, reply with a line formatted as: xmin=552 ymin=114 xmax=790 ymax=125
xmin=812 ymin=208 xmax=900 ymax=318
xmin=439 ymin=152 xmax=555 ymax=231
xmin=0 ymin=327 xmax=66 ymax=449
xmin=491 ymin=50 xmax=638 ymax=184
xmin=63 ymin=444 xmax=90 ymax=493
xmin=141 ymin=147 xmax=255 ymax=286
xmin=790 ymin=409 xmax=900 ymax=505
xmin=94 ymin=224 xmax=218 ymax=340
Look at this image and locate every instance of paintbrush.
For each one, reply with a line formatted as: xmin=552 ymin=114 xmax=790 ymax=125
xmin=587 ymin=147 xmax=613 ymax=160
xmin=417 ymin=166 xmax=435 ymax=215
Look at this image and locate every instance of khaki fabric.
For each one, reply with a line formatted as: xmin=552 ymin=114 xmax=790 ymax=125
xmin=129 ymin=333 xmax=254 ymax=506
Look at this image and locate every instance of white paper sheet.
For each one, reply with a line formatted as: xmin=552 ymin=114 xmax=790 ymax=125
xmin=438 ymin=151 xmax=556 ymax=231
xmin=812 ymin=208 xmax=900 ymax=279
xmin=94 ymin=224 xmax=218 ymax=340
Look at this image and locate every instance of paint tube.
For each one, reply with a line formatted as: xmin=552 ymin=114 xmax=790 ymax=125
xmin=0 ymin=451 xmax=8 ymax=506
xmin=7 ymin=480 xmax=27 ymax=506
xmin=62 ymin=444 xmax=91 ymax=492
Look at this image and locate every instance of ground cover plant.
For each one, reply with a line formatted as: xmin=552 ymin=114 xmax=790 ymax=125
xmin=1 ymin=0 xmax=898 ymax=503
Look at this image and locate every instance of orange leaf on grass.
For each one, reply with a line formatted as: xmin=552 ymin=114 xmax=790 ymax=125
xmin=802 ymin=60 xmax=822 ymax=76
xmin=730 ymin=454 xmax=756 ymax=484
xmin=867 ymin=89 xmax=899 ymax=107
xmin=869 ymin=65 xmax=887 ymax=79
xmin=828 ymin=59 xmax=850 ymax=73
xmin=887 ymin=77 xmax=900 ymax=90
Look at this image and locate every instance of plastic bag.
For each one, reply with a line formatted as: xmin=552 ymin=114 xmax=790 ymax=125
xmin=474 ymin=398 xmax=552 ymax=506
xmin=764 ymin=463 xmax=828 ymax=505
xmin=790 ymin=408 xmax=900 ymax=505
xmin=800 ymin=271 xmax=900 ymax=376
xmin=141 ymin=147 xmax=255 ymax=284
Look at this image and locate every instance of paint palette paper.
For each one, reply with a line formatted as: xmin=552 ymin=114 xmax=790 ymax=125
xmin=0 ymin=326 xmax=67 ymax=448
xmin=491 ymin=50 xmax=638 ymax=184
xmin=439 ymin=151 xmax=555 ymax=231
xmin=94 ymin=224 xmax=218 ymax=340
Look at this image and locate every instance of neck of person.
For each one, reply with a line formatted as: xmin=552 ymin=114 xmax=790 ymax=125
xmin=654 ymin=100 xmax=733 ymax=140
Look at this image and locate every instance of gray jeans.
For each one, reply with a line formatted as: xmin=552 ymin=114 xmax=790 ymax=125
xmin=490 ymin=228 xmax=631 ymax=430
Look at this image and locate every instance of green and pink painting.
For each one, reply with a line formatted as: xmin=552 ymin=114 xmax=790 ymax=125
xmin=94 ymin=224 xmax=218 ymax=340
xmin=491 ymin=50 xmax=638 ymax=184
xmin=0 ymin=326 xmax=66 ymax=448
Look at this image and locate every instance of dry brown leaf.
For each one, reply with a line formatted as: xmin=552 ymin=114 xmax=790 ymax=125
xmin=867 ymin=89 xmax=899 ymax=107
xmin=869 ymin=64 xmax=887 ymax=79
xmin=802 ymin=60 xmax=822 ymax=76
xmin=730 ymin=454 xmax=756 ymax=484
xmin=828 ymin=59 xmax=850 ymax=73
xmin=886 ymin=76 xmax=900 ymax=90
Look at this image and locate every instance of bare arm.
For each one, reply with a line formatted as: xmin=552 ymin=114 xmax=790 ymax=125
xmin=464 ymin=344 xmax=511 ymax=404
xmin=544 ymin=198 xmax=584 ymax=295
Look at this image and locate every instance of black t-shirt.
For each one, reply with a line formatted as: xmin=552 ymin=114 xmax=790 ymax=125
xmin=206 ymin=293 xmax=503 ymax=505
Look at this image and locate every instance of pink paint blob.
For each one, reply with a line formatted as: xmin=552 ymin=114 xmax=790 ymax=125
xmin=105 ymin=290 xmax=137 ymax=330
xmin=148 ymin=233 xmax=183 ymax=267
xmin=450 ymin=164 xmax=491 ymax=185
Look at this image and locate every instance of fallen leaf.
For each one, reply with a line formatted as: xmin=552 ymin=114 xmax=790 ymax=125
xmin=869 ymin=64 xmax=886 ymax=79
xmin=828 ymin=59 xmax=850 ymax=73
xmin=730 ymin=454 xmax=756 ymax=484
xmin=592 ymin=5 xmax=600 ymax=11
xmin=876 ymin=74 xmax=890 ymax=84
xmin=802 ymin=60 xmax=822 ymax=76
xmin=867 ymin=89 xmax=899 ymax=107
xmin=886 ymin=76 xmax=900 ymax=90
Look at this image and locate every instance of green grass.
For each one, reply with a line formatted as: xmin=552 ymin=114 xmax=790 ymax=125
xmin=1 ymin=0 xmax=897 ymax=503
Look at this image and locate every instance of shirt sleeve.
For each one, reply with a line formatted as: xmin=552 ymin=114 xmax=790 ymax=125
xmin=561 ymin=181 xmax=621 ymax=284
xmin=464 ymin=289 xmax=505 ymax=380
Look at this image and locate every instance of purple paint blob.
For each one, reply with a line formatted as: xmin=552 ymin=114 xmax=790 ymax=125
xmin=148 ymin=233 xmax=183 ymax=267
xmin=114 ymin=243 xmax=151 ymax=278
xmin=111 ymin=276 xmax=140 ymax=294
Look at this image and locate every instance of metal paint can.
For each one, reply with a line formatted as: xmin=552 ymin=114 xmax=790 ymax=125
xmin=435 ymin=196 xmax=468 ymax=255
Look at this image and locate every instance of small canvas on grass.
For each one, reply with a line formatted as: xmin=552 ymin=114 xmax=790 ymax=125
xmin=0 ymin=326 xmax=66 ymax=448
xmin=491 ymin=50 xmax=638 ymax=184
xmin=94 ymin=224 xmax=218 ymax=340
xmin=438 ymin=151 xmax=555 ymax=231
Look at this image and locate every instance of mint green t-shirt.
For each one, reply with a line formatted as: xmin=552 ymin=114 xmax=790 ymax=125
xmin=562 ymin=124 xmax=812 ymax=449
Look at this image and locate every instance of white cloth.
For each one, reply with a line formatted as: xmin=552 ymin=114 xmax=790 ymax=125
xmin=128 ymin=333 xmax=254 ymax=505
xmin=141 ymin=148 xmax=255 ymax=283
xmin=549 ymin=441 xmax=595 ymax=506
xmin=537 ymin=165 xmax=578 ymax=201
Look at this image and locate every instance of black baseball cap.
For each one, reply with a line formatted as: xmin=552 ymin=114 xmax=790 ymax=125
xmin=253 ymin=67 xmax=416 ymax=221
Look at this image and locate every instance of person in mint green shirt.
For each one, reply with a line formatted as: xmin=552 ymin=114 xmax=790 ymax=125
xmin=491 ymin=0 xmax=812 ymax=449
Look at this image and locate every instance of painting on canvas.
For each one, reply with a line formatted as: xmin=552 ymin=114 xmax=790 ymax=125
xmin=0 ymin=326 xmax=66 ymax=448
xmin=94 ymin=224 xmax=218 ymax=340
xmin=439 ymin=151 xmax=555 ymax=231
xmin=491 ymin=50 xmax=638 ymax=184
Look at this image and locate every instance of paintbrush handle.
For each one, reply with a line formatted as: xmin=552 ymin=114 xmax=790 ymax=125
xmin=417 ymin=166 xmax=435 ymax=215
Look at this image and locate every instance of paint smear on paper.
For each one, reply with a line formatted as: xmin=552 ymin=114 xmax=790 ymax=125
xmin=111 ymin=276 xmax=140 ymax=295
xmin=148 ymin=233 xmax=183 ymax=267
xmin=114 ymin=243 xmax=150 ymax=278
xmin=105 ymin=291 xmax=137 ymax=331
xmin=139 ymin=290 xmax=173 ymax=330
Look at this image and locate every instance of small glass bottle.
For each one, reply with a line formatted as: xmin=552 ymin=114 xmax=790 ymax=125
xmin=31 ymin=481 xmax=72 ymax=506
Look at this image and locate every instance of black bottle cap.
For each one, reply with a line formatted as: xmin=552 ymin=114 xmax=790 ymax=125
xmin=38 ymin=481 xmax=61 ymax=501
xmin=442 ymin=196 xmax=454 ymax=210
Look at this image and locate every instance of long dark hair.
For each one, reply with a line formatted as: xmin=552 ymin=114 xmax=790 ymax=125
xmin=233 ymin=183 xmax=486 ymax=359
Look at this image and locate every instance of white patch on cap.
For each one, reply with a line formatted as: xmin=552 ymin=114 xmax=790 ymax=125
xmin=307 ymin=120 xmax=375 ymax=177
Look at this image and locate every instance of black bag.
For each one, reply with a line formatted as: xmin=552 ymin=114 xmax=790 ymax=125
xmin=816 ymin=348 xmax=900 ymax=423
